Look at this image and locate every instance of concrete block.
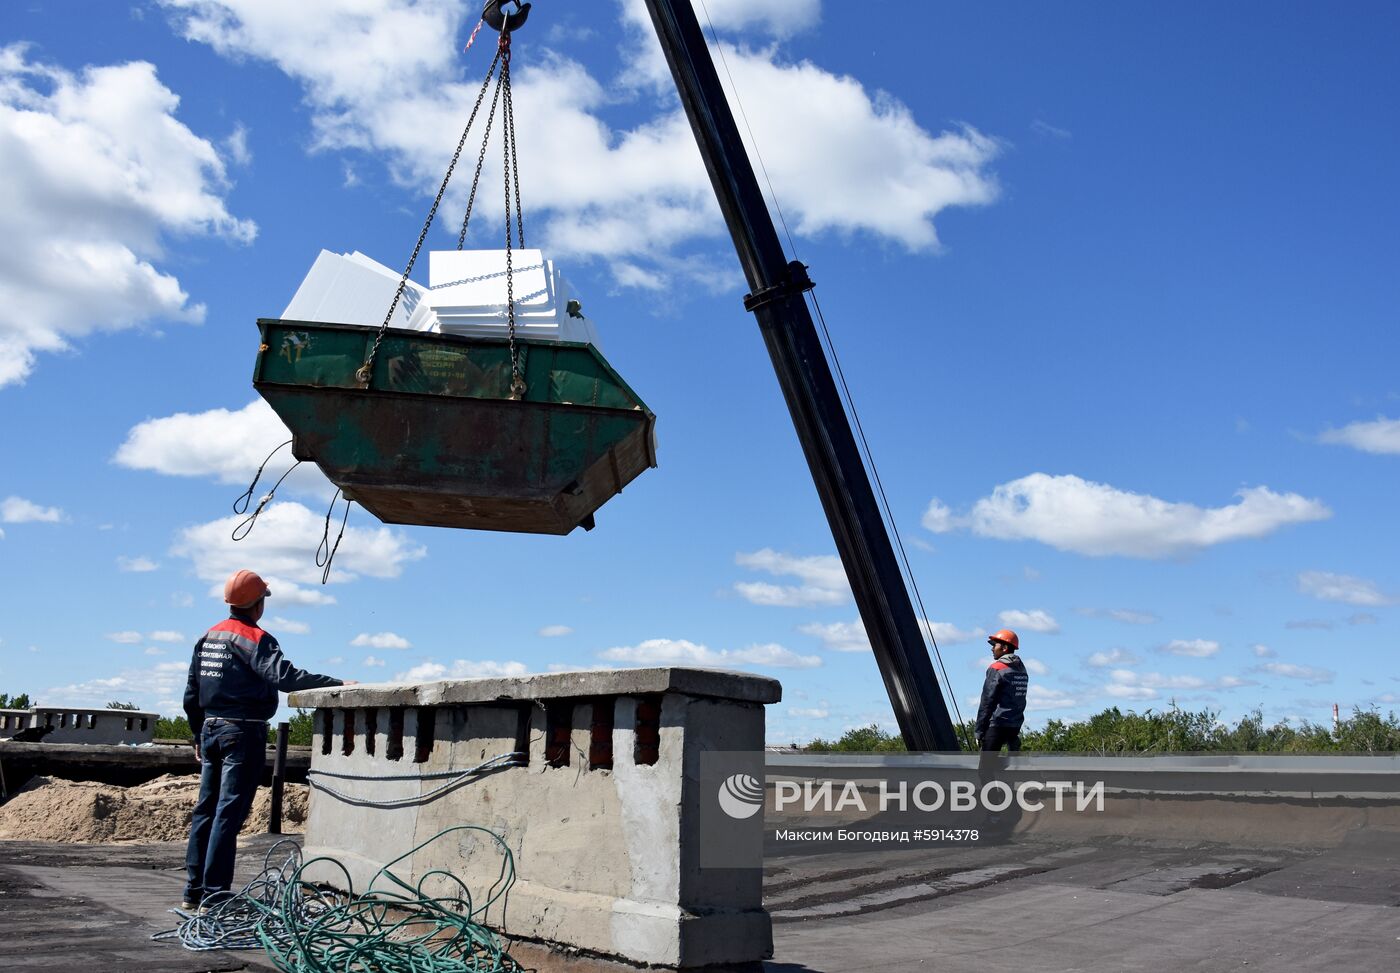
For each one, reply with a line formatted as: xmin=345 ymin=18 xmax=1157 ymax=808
xmin=298 ymin=667 xmax=777 ymax=969
xmin=290 ymin=666 xmax=782 ymax=711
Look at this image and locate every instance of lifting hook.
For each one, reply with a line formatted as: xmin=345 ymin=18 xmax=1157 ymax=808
xmin=482 ymin=0 xmax=531 ymax=33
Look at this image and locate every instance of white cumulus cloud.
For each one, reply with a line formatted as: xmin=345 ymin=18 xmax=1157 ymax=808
xmin=170 ymin=501 xmax=426 ymax=604
xmin=921 ymin=499 xmax=955 ymax=533
xmin=734 ymin=548 xmax=849 ymax=607
xmin=222 ymin=122 xmax=252 ymax=166
xmin=1027 ymin=685 xmax=1079 ymax=712
xmin=1086 ymin=647 xmax=1140 ymax=668
xmin=926 ymin=474 xmax=1329 ymax=558
xmin=997 ymin=609 xmax=1059 ymax=634
xmin=1077 ymin=607 xmax=1160 ymax=625
xmin=363 ymin=655 xmax=386 ymax=668
xmin=266 ymin=616 xmax=310 ymax=635
xmin=392 ymin=659 xmax=530 ymax=682
xmin=350 ymin=632 xmax=411 ymax=650
xmin=117 ymin=555 xmax=160 ymax=573
xmin=149 ymin=630 xmax=185 ymax=643
xmin=0 ymin=44 xmax=254 ymax=386
xmin=114 ymin=398 xmax=332 ymax=497
xmin=798 ymin=619 xmax=869 ymax=652
xmin=922 ymin=621 xmax=984 ymax=645
xmin=1103 ymin=668 xmax=1251 ymax=700
xmin=1319 ymin=416 xmax=1400 ymax=455
xmin=156 ymin=1 xmax=999 ymax=288
xmin=537 ymin=625 xmax=573 ymax=638
xmin=105 ymin=631 xmax=143 ymax=644
xmin=599 ymin=637 xmax=820 ymax=669
xmin=627 ymin=0 xmax=821 ymax=39
xmin=1160 ymin=639 xmax=1221 ymax=658
xmin=45 ymin=660 xmax=190 ymax=712
xmin=798 ymin=617 xmax=981 ymax=651
xmin=1298 ymin=570 xmax=1394 ymax=607
xmin=1 ymin=496 xmax=65 ymax=523
xmin=1254 ymin=661 xmax=1334 ymax=685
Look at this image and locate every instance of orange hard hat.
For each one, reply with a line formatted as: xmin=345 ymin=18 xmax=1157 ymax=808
xmin=989 ymin=628 xmax=1020 ymax=650
xmin=224 ymin=569 xmax=271 ymax=608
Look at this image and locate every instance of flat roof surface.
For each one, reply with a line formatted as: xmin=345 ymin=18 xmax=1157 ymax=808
xmin=2 ymin=829 xmax=1397 ymax=971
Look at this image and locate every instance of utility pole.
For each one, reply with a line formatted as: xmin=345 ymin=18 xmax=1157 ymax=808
xmin=640 ymin=0 xmax=959 ymax=750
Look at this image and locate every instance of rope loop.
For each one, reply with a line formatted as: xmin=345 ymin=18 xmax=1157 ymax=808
xmin=231 ymin=459 xmax=302 ymax=542
xmin=316 ymin=489 xmax=351 ymax=585
xmin=233 ymin=439 xmax=293 ymax=515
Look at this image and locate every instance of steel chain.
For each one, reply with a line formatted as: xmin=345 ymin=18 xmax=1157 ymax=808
xmin=356 ymin=37 xmax=503 ymax=386
xmin=501 ymin=35 xmax=527 ymax=398
xmin=455 ymin=67 xmax=504 ymax=249
xmin=359 ymin=22 xmax=529 ymax=401
xmin=504 ymin=61 xmax=525 ymax=249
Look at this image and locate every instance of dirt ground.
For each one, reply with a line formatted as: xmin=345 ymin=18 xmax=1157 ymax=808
xmin=0 ymin=774 xmax=308 ymax=842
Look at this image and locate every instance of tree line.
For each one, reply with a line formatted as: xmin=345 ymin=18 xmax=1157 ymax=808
xmin=8 ymin=692 xmax=1399 ymax=753
xmin=806 ymin=706 xmax=1400 ymax=754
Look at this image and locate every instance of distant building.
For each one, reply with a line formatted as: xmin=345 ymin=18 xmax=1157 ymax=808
xmin=0 ymin=707 xmax=158 ymax=745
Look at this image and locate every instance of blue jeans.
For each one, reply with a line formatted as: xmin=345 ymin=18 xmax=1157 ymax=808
xmin=183 ymin=719 xmax=266 ymax=903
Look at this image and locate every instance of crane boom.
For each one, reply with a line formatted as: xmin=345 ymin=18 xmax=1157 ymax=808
xmin=639 ymin=0 xmax=960 ymax=750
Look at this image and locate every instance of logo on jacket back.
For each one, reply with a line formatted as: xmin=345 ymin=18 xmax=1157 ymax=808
xmin=198 ymin=642 xmax=231 ymax=678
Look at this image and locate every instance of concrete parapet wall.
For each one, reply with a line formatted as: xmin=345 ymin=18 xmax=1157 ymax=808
xmin=289 ymin=667 xmax=780 ymax=970
xmin=0 ymin=710 xmax=33 ymax=738
xmin=17 ymin=707 xmax=157 ymax=744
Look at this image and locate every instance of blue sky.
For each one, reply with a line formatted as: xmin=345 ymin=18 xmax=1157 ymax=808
xmin=2 ymin=1 xmax=1398 ymax=743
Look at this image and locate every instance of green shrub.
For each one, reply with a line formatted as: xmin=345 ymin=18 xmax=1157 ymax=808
xmin=156 ymin=715 xmax=194 ymax=741
xmin=802 ymin=706 xmax=1400 ymax=754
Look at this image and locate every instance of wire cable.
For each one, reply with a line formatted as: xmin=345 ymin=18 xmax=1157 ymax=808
xmin=306 ymin=752 xmax=526 ymax=809
xmin=315 ymin=489 xmax=351 ymax=585
xmin=696 ymin=0 xmax=970 ymax=748
xmin=154 ymin=826 xmax=522 ymax=971
xmin=809 ymin=289 xmax=973 ymax=749
xmin=232 ymin=440 xmax=294 ymax=515
xmin=232 ymin=458 xmax=303 ymax=542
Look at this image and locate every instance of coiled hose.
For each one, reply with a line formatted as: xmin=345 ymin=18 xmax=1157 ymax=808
xmin=155 ymin=825 xmax=521 ymax=972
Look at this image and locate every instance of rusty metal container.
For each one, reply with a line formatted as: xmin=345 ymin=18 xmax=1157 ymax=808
xmin=253 ymin=319 xmax=656 ymax=535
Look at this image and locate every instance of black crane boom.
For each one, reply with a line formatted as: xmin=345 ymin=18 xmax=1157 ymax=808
xmin=639 ymin=0 xmax=960 ymax=751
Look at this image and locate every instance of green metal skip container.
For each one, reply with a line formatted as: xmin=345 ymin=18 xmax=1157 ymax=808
xmin=253 ymin=319 xmax=657 ymax=535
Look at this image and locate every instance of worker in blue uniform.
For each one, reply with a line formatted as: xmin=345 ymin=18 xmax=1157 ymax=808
xmin=975 ymin=628 xmax=1029 ymax=753
xmin=181 ymin=569 xmax=351 ymax=910
xmin=974 ymin=628 xmax=1029 ymax=836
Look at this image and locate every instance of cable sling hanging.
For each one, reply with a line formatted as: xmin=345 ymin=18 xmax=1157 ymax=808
xmin=251 ymin=0 xmax=657 ymax=538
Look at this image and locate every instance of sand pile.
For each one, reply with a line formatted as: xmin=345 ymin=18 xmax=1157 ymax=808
xmin=0 ymin=774 xmax=309 ymax=842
